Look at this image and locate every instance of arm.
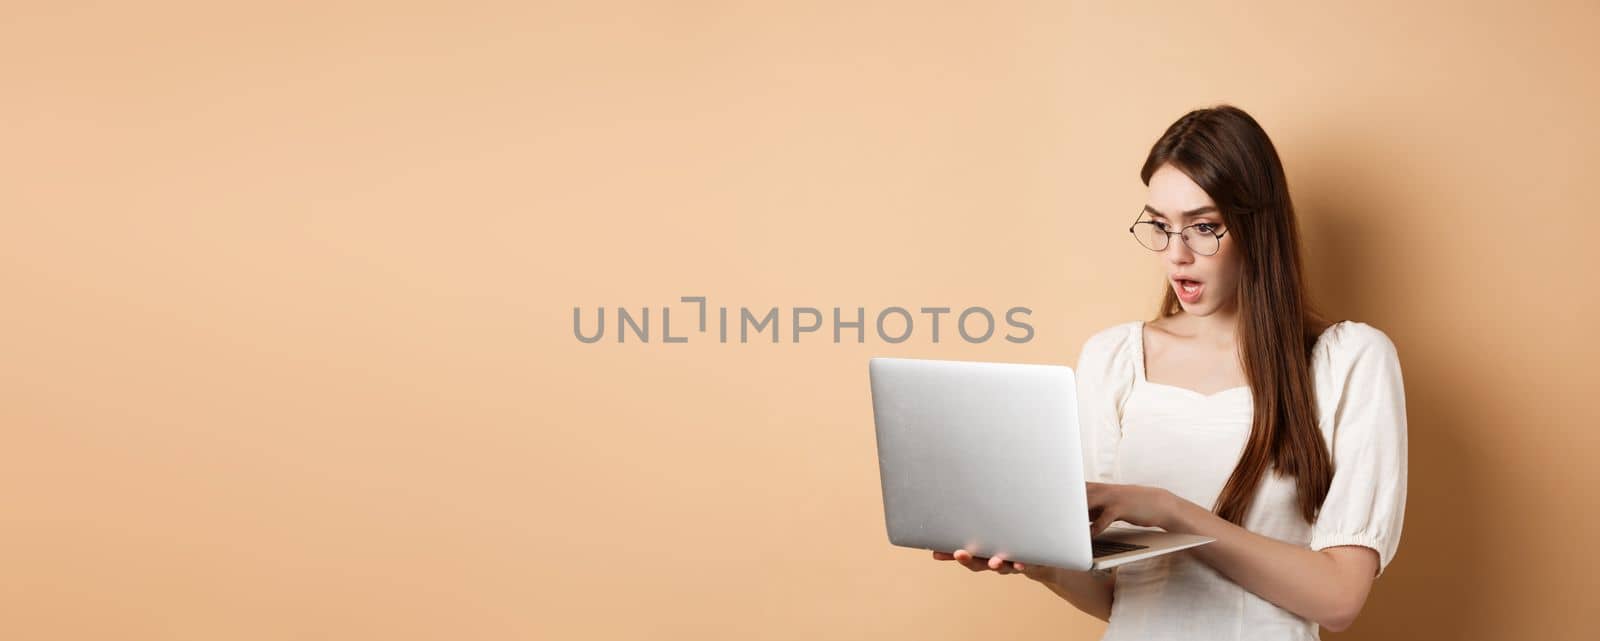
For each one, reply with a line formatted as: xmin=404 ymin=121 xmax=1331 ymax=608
xmin=1147 ymin=323 xmax=1405 ymax=632
xmin=1033 ymin=567 xmax=1116 ymax=623
xmin=1041 ymin=325 xmax=1133 ymax=623
xmin=944 ymin=550 xmax=1117 ymax=623
xmin=1159 ymin=494 xmax=1378 ymax=632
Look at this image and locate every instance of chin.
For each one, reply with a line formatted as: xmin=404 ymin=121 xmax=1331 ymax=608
xmin=1175 ymin=298 xmax=1221 ymax=317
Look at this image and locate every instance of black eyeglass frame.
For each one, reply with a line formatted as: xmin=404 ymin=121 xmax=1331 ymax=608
xmin=1127 ymin=210 xmax=1230 ymax=256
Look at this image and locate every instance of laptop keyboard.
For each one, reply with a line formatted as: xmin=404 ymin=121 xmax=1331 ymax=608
xmin=1091 ymin=539 xmax=1149 ymax=558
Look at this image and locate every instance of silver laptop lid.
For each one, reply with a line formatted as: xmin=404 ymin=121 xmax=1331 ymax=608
xmin=867 ymin=356 xmax=1095 ymax=570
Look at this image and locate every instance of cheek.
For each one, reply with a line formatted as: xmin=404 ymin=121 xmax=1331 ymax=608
xmin=1202 ymin=248 xmax=1245 ymax=292
xmin=1216 ymin=246 xmax=1244 ymax=279
xmin=1200 ymin=248 xmax=1242 ymax=276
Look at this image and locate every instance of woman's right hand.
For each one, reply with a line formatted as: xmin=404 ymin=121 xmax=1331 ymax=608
xmin=932 ymin=549 xmax=1060 ymax=584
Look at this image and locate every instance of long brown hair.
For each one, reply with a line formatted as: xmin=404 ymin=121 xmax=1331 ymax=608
xmin=1140 ymin=104 xmax=1333 ymax=525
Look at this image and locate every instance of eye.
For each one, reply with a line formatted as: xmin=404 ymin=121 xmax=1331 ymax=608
xmin=1193 ymin=222 xmax=1218 ymax=234
xmin=1149 ymin=220 xmax=1171 ymax=232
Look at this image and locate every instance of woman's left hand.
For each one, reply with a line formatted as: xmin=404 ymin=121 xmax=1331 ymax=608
xmin=1085 ymin=482 xmax=1180 ymax=537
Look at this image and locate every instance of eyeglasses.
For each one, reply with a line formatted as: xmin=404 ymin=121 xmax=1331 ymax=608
xmin=1128 ymin=211 xmax=1229 ymax=256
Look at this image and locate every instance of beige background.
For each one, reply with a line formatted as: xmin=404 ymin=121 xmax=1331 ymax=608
xmin=4 ymin=1 xmax=1597 ymax=639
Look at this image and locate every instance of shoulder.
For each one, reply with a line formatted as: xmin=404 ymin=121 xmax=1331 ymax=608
xmin=1080 ymin=321 xmax=1141 ymax=358
xmin=1316 ymin=320 xmax=1401 ymax=363
xmin=1314 ymin=321 xmax=1405 ymax=394
xmin=1076 ymin=321 xmax=1142 ymax=373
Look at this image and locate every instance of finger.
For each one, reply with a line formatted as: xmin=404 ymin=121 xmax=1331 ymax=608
xmin=1087 ymin=497 xmax=1106 ymax=517
xmin=994 ymin=554 xmax=1023 ymax=575
xmin=1091 ymin=511 xmax=1117 ymax=538
xmin=988 ymin=554 xmax=1006 ymax=571
xmin=933 ymin=551 xmax=954 ymax=560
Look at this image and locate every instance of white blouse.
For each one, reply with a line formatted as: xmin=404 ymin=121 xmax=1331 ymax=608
xmin=1076 ymin=320 xmax=1408 ymax=641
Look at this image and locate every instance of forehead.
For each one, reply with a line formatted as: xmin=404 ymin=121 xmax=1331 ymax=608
xmin=1145 ymin=164 xmax=1217 ymax=218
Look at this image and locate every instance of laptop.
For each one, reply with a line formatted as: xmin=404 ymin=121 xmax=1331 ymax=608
xmin=867 ymin=356 xmax=1215 ymax=572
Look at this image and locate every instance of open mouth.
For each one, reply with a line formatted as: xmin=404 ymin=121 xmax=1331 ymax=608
xmin=1174 ymin=278 xmax=1204 ymax=303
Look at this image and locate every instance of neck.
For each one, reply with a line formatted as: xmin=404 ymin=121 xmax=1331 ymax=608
xmin=1183 ymin=300 xmax=1241 ymax=347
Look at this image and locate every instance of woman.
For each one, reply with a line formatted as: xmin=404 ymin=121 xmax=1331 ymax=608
xmin=933 ymin=105 xmax=1407 ymax=639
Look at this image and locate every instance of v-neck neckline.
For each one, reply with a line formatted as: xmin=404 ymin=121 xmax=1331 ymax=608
xmin=1133 ymin=320 xmax=1249 ymax=400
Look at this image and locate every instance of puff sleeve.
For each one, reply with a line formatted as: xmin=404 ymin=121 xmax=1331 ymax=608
xmin=1075 ymin=324 xmax=1138 ymax=484
xmin=1308 ymin=323 xmax=1409 ymax=578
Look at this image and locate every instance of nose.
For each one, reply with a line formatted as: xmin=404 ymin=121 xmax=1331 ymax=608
xmin=1163 ymin=234 xmax=1194 ymax=266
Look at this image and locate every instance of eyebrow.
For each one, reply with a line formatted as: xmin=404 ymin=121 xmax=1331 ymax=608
xmin=1143 ymin=205 xmax=1218 ymax=218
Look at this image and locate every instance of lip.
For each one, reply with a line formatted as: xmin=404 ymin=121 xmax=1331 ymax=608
xmin=1172 ymin=275 xmax=1204 ymax=304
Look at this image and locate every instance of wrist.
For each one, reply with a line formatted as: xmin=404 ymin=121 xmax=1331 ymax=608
xmin=1158 ymin=489 xmax=1190 ymax=532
